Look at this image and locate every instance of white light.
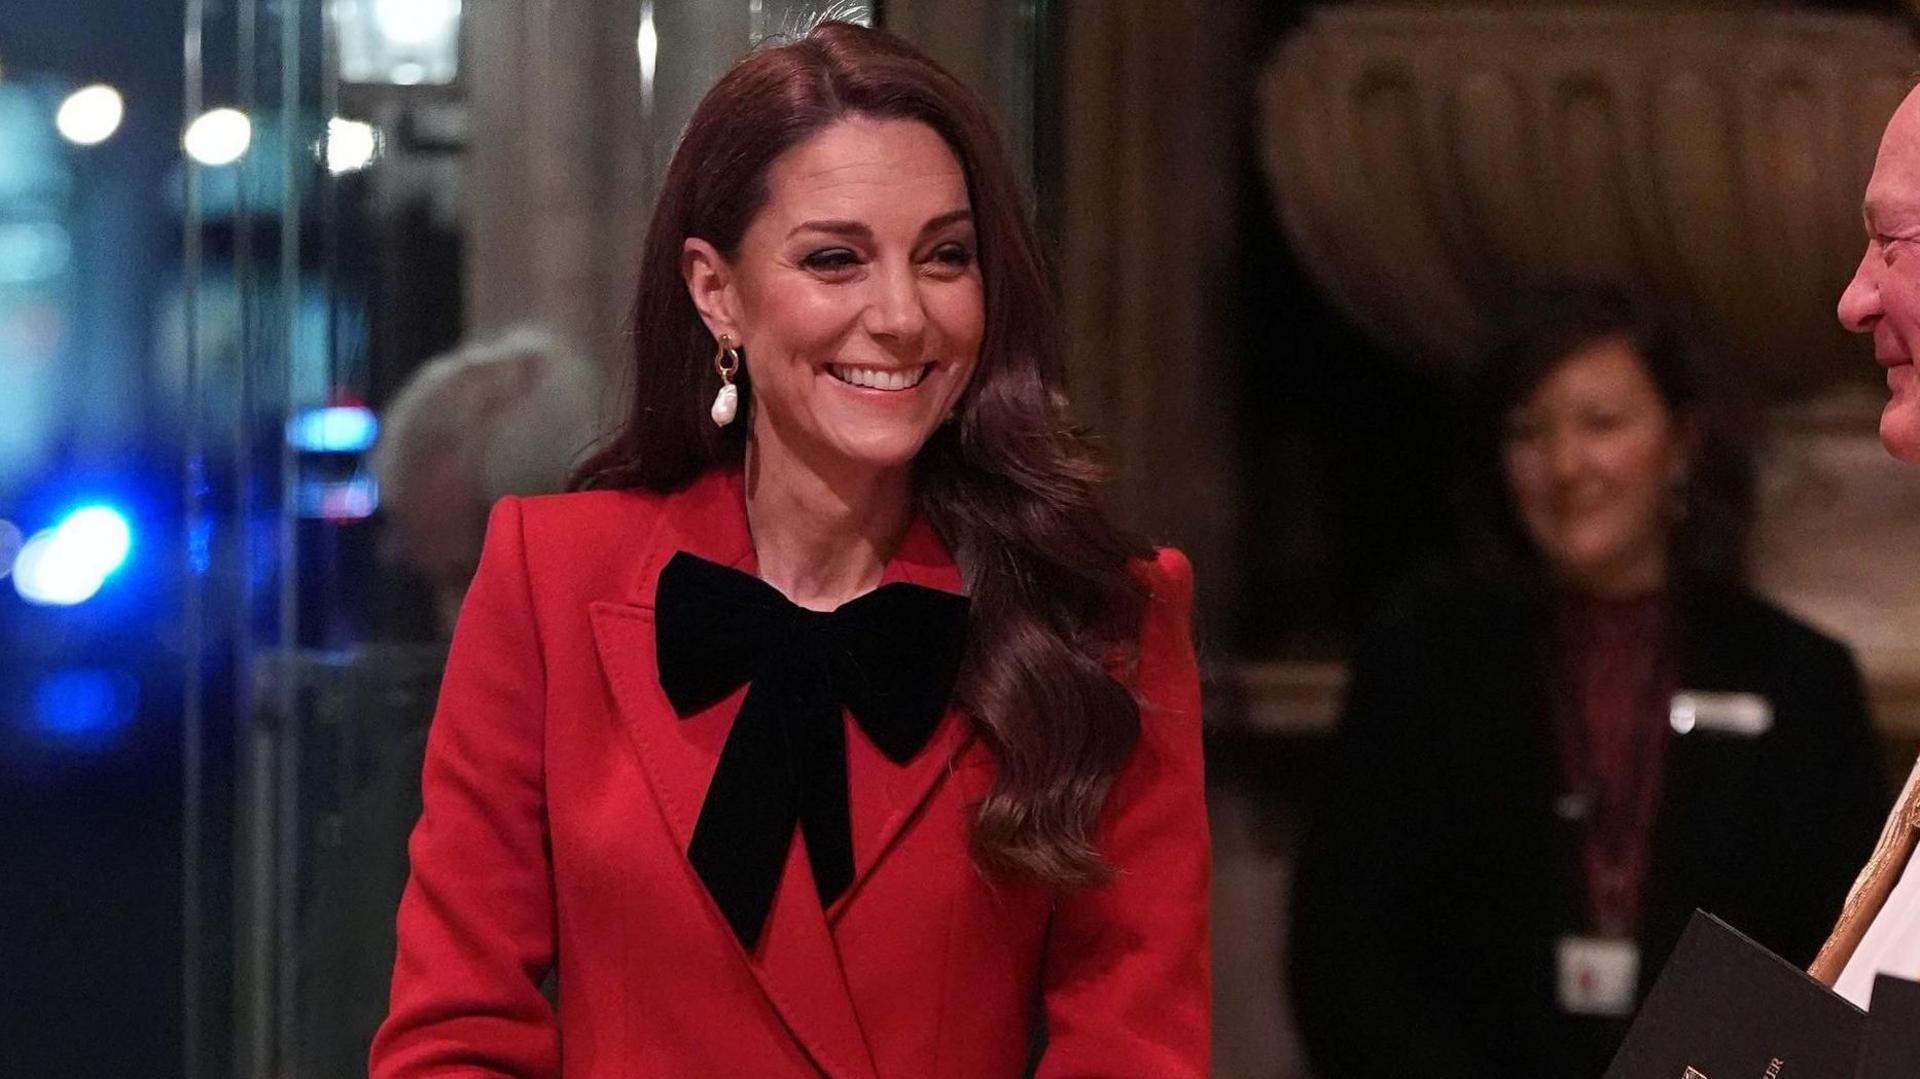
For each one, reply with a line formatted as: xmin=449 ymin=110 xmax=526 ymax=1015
xmin=287 ymin=404 xmax=379 ymax=452
xmin=56 ymin=84 xmax=125 ymax=146
xmin=373 ymin=0 xmax=460 ymax=48
xmin=54 ymin=506 xmax=132 ymax=578
xmin=184 ymin=107 xmax=252 ymax=166
xmin=335 ymin=0 xmax=461 ymax=85
xmin=637 ymin=5 xmax=659 ymax=87
xmin=323 ymin=117 xmax=380 ymax=174
xmin=13 ymin=530 xmax=104 ymax=606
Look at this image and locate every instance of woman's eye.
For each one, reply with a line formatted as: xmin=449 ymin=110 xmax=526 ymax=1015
xmin=802 ymin=248 xmax=861 ymax=273
xmin=930 ymin=243 xmax=974 ymax=270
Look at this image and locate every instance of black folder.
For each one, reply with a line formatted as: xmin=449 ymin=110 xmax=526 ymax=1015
xmin=1604 ymin=911 xmax=1863 ymax=1079
xmin=1858 ymin=974 xmax=1920 ymax=1079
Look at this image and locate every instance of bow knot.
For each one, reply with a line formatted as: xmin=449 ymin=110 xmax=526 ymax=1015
xmin=655 ymin=551 xmax=970 ymax=950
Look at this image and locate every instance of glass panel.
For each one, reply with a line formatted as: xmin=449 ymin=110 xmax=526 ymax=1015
xmin=181 ymin=0 xmax=451 ymax=1072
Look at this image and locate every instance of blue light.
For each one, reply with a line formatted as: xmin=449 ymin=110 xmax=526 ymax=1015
xmin=288 ymin=404 xmax=378 ymax=453
xmin=12 ymin=504 xmax=133 ymax=606
xmin=32 ymin=668 xmax=138 ymax=741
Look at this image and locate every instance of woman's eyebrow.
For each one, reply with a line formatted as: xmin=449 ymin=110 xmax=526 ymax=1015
xmin=788 ymin=219 xmax=871 ymax=240
xmin=918 ymin=208 xmax=973 ymax=237
xmin=785 ymin=209 xmax=973 ymax=243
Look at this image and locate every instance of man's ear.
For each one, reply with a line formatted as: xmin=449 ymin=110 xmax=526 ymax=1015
xmin=683 ymin=237 xmax=741 ymax=345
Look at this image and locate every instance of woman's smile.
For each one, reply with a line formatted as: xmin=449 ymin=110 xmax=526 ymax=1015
xmin=826 ymin=362 xmax=934 ymax=392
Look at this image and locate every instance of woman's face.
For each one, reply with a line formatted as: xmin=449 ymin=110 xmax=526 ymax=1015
xmin=687 ymin=116 xmax=984 ymax=480
xmin=1501 ymin=337 xmax=1691 ymax=597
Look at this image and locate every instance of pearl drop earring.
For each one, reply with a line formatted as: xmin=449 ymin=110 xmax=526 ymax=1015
xmin=711 ymin=335 xmax=741 ymax=427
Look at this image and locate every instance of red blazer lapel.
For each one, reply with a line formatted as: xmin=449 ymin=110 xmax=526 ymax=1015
xmin=834 ymin=516 xmax=977 ymax=918
xmin=586 ymin=468 xmax=973 ymax=1079
xmin=589 ymin=595 xmax=880 ymax=1079
xmin=587 ymin=470 xmax=885 ymax=1078
xmin=588 ymin=470 xmax=752 ymax=860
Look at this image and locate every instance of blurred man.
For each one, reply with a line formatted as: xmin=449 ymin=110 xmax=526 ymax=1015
xmin=372 ymin=326 xmax=602 ymax=634
xmin=1816 ymin=86 xmax=1920 ymax=1003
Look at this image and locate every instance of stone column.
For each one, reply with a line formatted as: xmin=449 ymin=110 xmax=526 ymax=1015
xmin=1055 ymin=0 xmax=1236 ymax=627
xmin=465 ymin=0 xmax=753 ymax=412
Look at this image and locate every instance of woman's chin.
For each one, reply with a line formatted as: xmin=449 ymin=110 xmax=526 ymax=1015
xmin=803 ymin=428 xmax=941 ymax=477
xmin=815 ymin=414 xmax=944 ymax=470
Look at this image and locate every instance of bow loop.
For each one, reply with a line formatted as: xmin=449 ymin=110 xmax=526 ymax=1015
xmin=655 ymin=554 xmax=798 ymax=715
xmin=828 ymin=583 xmax=971 ymax=762
xmin=654 ymin=551 xmax=969 ymax=951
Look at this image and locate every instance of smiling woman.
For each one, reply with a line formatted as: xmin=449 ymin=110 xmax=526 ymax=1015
xmin=370 ymin=20 xmax=1210 ymax=1079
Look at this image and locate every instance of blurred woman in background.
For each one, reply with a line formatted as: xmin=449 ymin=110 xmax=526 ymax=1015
xmin=1289 ymin=284 xmax=1884 ymax=1077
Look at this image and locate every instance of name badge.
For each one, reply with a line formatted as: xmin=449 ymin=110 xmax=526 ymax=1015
xmin=1558 ymin=935 xmax=1640 ymax=1017
xmin=1669 ymin=691 xmax=1772 ymax=738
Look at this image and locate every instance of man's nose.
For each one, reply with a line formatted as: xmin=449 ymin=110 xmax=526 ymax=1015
xmin=1839 ymin=247 xmax=1883 ymax=334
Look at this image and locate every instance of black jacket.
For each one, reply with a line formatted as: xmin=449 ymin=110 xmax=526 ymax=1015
xmin=1289 ymin=575 xmax=1886 ymax=1078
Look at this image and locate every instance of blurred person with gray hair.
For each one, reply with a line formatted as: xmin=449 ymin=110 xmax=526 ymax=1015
xmin=371 ymin=326 xmax=602 ymax=634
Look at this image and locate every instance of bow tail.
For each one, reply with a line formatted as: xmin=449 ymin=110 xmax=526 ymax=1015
xmin=793 ymin=689 xmax=854 ymax=910
xmin=689 ymin=681 xmax=798 ymax=952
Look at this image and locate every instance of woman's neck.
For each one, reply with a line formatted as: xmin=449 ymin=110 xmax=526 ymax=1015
xmin=743 ymin=438 xmax=912 ymax=612
xmin=1561 ymin=544 xmax=1669 ymax=602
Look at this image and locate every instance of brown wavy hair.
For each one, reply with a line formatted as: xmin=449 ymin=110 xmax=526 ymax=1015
xmin=570 ymin=22 xmax=1150 ymax=887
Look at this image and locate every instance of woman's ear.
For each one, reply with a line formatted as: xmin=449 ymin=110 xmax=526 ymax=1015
xmin=683 ymin=238 xmax=741 ymax=344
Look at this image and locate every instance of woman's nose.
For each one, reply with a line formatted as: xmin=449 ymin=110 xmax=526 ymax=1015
xmin=1547 ymin=432 xmax=1585 ymax=481
xmin=864 ymin=263 xmax=928 ymax=346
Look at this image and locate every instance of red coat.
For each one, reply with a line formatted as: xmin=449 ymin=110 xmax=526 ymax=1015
xmin=371 ymin=468 xmax=1211 ymax=1078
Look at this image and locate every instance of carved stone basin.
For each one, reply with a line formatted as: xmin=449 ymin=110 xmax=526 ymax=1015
xmin=1259 ymin=7 xmax=1914 ymax=395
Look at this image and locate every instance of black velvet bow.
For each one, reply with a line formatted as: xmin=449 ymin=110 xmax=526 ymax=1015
xmin=655 ymin=550 xmax=970 ymax=951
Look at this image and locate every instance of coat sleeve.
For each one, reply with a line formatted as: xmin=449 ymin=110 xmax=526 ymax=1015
xmin=1035 ymin=547 xmax=1212 ymax=1078
xmin=370 ymin=498 xmax=561 ymax=1078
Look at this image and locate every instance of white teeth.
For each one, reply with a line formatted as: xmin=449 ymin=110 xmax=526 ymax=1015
xmin=828 ymin=364 xmax=929 ymax=391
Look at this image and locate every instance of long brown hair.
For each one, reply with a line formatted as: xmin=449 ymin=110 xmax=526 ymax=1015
xmin=571 ymin=22 xmax=1151 ymax=887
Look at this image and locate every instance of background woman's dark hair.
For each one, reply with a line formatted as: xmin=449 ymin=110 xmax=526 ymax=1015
xmin=570 ymin=22 xmax=1150 ymax=887
xmin=1459 ymin=282 xmax=1757 ymax=591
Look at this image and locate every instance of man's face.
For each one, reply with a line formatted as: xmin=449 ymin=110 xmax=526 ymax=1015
xmin=1840 ymin=87 xmax=1920 ymax=463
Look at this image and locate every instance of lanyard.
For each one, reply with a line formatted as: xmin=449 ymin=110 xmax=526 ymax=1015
xmin=1551 ymin=599 xmax=1676 ymax=939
